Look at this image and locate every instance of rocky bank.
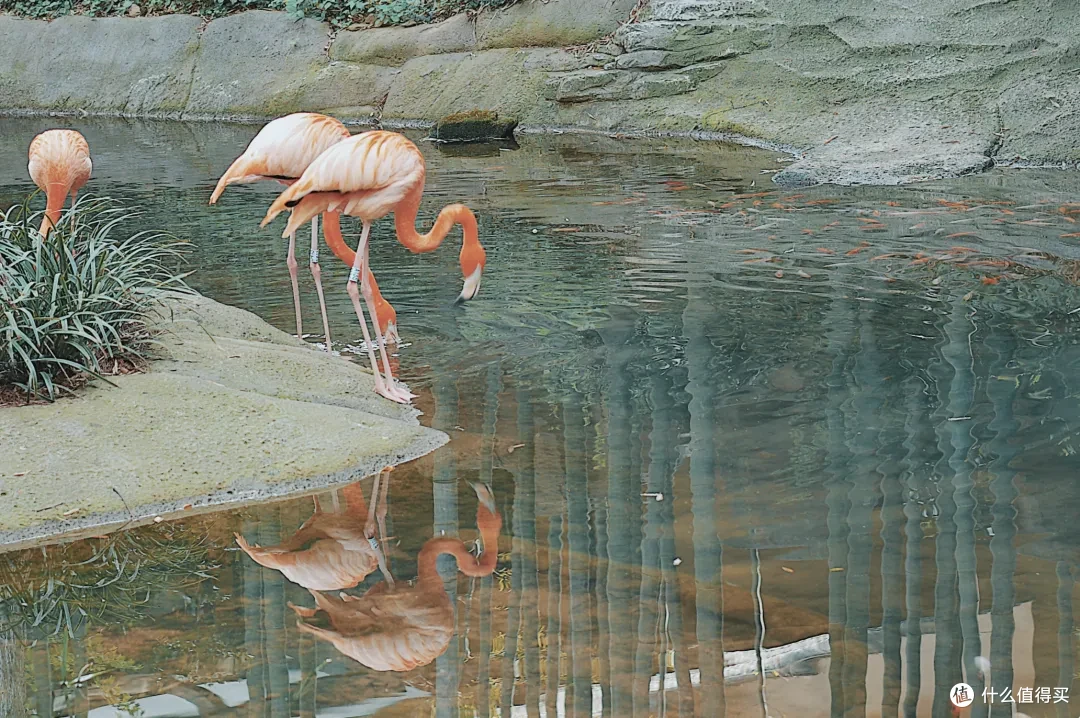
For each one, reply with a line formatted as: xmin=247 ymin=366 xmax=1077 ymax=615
xmin=0 ymin=0 xmax=1078 ymax=184
xmin=0 ymin=292 xmax=447 ymax=548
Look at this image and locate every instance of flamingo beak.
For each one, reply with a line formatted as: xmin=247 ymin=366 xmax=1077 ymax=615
xmin=455 ymin=266 xmax=483 ymax=305
xmin=468 ymin=481 xmax=496 ymax=514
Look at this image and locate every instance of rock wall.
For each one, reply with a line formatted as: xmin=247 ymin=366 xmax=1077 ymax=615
xmin=2 ymin=0 xmax=1079 ymax=185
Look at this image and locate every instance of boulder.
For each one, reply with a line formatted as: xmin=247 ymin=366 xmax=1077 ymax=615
xmin=331 ymin=13 xmax=477 ymax=66
xmin=382 ymin=48 xmax=559 ymax=125
xmin=0 ymin=14 xmax=200 ymax=115
xmin=185 ymin=11 xmax=335 ymax=118
xmin=476 ymin=0 xmax=639 ymax=49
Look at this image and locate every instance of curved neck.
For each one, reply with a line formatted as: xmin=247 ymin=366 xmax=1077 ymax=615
xmin=321 ymin=211 xmax=355 ymax=266
xmin=40 ymin=181 xmax=68 ymax=237
xmin=417 ymin=507 xmax=501 ymax=582
xmin=320 ymin=211 xmax=385 ymax=295
xmin=394 ymin=186 xmax=479 ymax=256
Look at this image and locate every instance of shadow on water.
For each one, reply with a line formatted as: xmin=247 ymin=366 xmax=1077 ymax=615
xmin=3 ymin=118 xmax=1080 ymax=716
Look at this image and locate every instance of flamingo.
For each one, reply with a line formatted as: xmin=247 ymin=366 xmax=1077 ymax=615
xmin=209 ymin=113 xmax=398 ymax=350
xmin=260 ymin=130 xmax=487 ymax=405
xmin=28 ymin=129 xmax=92 ymax=237
xmin=234 ymin=468 xmax=395 ymax=591
xmin=287 ymin=482 xmax=502 ymax=672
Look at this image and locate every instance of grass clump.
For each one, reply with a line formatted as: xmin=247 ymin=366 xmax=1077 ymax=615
xmin=0 ymin=195 xmax=189 ymax=403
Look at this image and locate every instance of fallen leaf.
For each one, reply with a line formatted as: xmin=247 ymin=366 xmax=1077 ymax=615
xmin=871 ymin=253 xmax=901 ymax=260
xmin=552 ymin=227 xmax=582 ymax=233
xmin=981 ymin=276 xmax=1000 ymax=285
xmin=805 ymin=198 xmax=838 ymax=206
xmin=13 ymin=472 xmax=26 ymax=477
xmin=946 ymin=232 xmax=977 ymax=239
xmin=775 ymin=270 xmax=785 ymax=278
xmin=845 ymin=246 xmax=868 ymax=256
xmin=816 ymin=247 xmax=835 ymax=254
xmin=184 ymin=504 xmax=193 ymax=510
xmin=797 ymin=269 xmax=812 ymax=278
xmin=823 ymin=134 xmax=839 ymax=144
xmin=733 ymin=191 xmax=772 ymax=199
xmin=963 ymin=291 xmax=975 ymax=301
xmin=62 ymin=508 xmax=79 ymax=517
xmin=830 ymin=567 xmax=845 ymax=572
xmin=802 ymin=229 xmax=815 ymax=235
xmin=885 ymin=201 xmax=901 ymax=207
xmin=1062 ymin=232 xmax=1080 ymax=238
xmin=782 ymin=566 xmax=795 ymax=573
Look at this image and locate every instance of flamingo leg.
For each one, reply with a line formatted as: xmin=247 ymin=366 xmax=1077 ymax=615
xmin=286 ymin=230 xmax=303 ymax=339
xmin=360 ymin=238 xmax=415 ymax=402
xmin=309 ymin=214 xmax=333 ymax=353
xmin=375 ymin=468 xmax=391 ymax=561
xmin=366 ymin=467 xmax=395 ymax=587
xmin=346 ymin=221 xmax=411 ymax=403
xmin=364 ymin=470 xmax=380 ymax=539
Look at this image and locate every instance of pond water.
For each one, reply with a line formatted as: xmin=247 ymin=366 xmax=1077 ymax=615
xmin=2 ymin=118 xmax=1080 ymax=717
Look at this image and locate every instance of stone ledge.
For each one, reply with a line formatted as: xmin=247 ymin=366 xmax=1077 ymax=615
xmin=0 ymin=292 xmax=447 ymax=546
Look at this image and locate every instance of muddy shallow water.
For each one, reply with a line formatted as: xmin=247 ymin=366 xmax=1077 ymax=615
xmin=2 ymin=118 xmax=1080 ymax=717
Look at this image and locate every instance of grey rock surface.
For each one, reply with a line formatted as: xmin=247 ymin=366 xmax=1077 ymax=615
xmin=1 ymin=0 xmax=1079 ymax=185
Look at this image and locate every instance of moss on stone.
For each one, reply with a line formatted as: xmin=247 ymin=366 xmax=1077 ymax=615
xmin=434 ymin=109 xmax=519 ymax=142
xmin=700 ymin=109 xmax=763 ymax=138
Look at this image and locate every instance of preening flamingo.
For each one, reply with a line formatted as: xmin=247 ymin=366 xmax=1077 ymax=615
xmin=287 ymin=482 xmax=502 ymax=672
xmin=210 ymin=113 xmax=398 ymax=349
xmin=261 ymin=130 xmax=487 ymax=405
xmin=234 ymin=468 xmax=395 ymax=591
xmin=28 ymin=129 xmax=92 ymax=237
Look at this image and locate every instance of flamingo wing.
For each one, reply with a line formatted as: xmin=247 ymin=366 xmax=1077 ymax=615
xmin=209 ymin=112 xmax=350 ymax=204
xmin=261 ymin=131 xmax=425 ymax=238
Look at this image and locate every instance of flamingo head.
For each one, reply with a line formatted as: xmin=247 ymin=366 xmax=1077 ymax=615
xmin=374 ymin=293 xmax=398 ymax=344
xmin=456 ymin=240 xmax=486 ymax=304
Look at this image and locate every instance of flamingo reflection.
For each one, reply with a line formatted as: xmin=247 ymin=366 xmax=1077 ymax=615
xmin=235 ymin=468 xmax=395 ymax=591
xmin=288 ymin=482 xmax=502 ymax=672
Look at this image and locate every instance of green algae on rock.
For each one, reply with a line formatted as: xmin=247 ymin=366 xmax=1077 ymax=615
xmin=432 ymin=110 xmax=518 ymax=142
xmin=0 ymin=292 xmax=447 ymax=548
